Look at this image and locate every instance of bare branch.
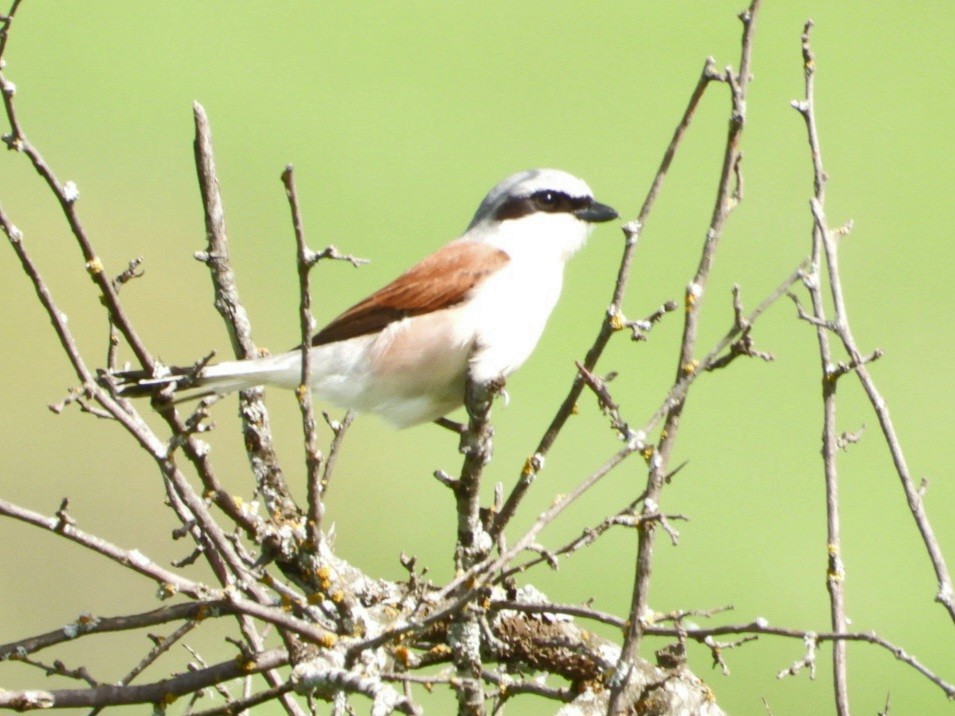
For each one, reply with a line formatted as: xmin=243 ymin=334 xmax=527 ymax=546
xmin=0 ymin=0 xmax=24 ymax=58
xmin=0 ymin=52 xmax=152 ymax=369
xmin=190 ymin=682 xmax=296 ymax=716
xmin=2 ymin=3 xmax=949 ymax=713
xmin=281 ymin=164 xmax=326 ymax=547
xmin=705 ymin=284 xmax=775 ymax=371
xmin=492 ymin=53 xmax=723 ymax=541
xmin=0 ymin=497 xmax=211 ymax=599
xmin=0 ymin=649 xmax=288 ymax=710
xmin=192 ymin=101 xmax=299 ymax=526
xmin=617 ymin=299 xmax=679 ymax=342
xmin=447 ymin=375 xmax=507 ymax=714
xmin=609 ymin=4 xmax=762 ymax=711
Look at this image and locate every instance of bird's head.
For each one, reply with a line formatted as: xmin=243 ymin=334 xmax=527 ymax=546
xmin=466 ymin=169 xmax=619 ymax=262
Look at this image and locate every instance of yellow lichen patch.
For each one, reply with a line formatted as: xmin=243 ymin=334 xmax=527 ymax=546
xmin=320 ymin=632 xmax=337 ymax=649
xmin=640 ymin=445 xmax=655 ymax=464
xmin=609 ymin=311 xmax=626 ymax=331
xmin=237 ymin=656 xmax=257 ymax=673
xmin=685 ymin=284 xmax=702 ymax=312
xmin=394 ymin=645 xmax=411 ymax=666
xmin=317 ymin=573 xmax=333 ymax=591
xmin=158 ymin=582 xmax=178 ymax=600
xmin=681 ymin=359 xmax=698 ymax=375
xmin=85 ymin=257 xmax=104 ymax=276
xmin=330 ymin=590 xmax=345 ymax=604
xmin=429 ymin=644 xmax=452 ymax=659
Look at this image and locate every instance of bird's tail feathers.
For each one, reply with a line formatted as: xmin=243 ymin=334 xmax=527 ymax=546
xmin=106 ymin=355 xmax=295 ymax=403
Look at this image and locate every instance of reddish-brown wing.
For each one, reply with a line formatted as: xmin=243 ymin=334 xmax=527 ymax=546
xmin=311 ymin=241 xmax=509 ymax=346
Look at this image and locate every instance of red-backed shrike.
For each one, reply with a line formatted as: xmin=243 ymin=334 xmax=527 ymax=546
xmin=115 ymin=169 xmax=618 ymax=427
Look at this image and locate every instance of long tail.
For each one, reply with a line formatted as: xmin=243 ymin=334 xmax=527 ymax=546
xmin=107 ymin=354 xmax=299 ymax=402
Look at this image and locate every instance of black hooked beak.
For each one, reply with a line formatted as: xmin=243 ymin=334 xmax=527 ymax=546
xmin=575 ymin=199 xmax=619 ymax=224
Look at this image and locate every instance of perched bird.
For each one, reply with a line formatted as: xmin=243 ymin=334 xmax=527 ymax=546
xmin=113 ymin=169 xmax=618 ymax=428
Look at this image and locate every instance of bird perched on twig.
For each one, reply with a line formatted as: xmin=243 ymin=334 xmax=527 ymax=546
xmin=111 ymin=169 xmax=618 ymax=428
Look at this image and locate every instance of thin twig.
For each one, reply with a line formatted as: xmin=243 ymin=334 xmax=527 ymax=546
xmin=321 ymin=410 xmax=355 ymax=492
xmin=192 ymin=102 xmax=300 ymax=524
xmin=189 ymin=682 xmax=297 ymax=716
xmin=114 ymin=619 xmax=200 ymax=689
xmin=348 ymin=257 xmax=806 ymax=664
xmin=0 ymin=649 xmax=289 ymax=710
xmin=0 ymin=62 xmax=152 ymax=369
xmin=106 ymin=257 xmax=145 ymax=369
xmin=810 ymin=159 xmax=955 ymax=625
xmin=790 ymin=20 xmax=850 ymax=715
xmin=0 ymin=497 xmax=209 ymax=599
xmin=5 ymin=654 xmax=99 ymax=687
xmin=491 ymin=54 xmax=722 ymax=541
xmin=608 ymin=4 xmax=761 ymax=711
xmin=281 ymin=164 xmax=325 ymax=547
xmin=0 ymin=0 xmax=24 ymax=58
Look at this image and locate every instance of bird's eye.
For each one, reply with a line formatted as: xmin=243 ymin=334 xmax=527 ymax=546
xmin=533 ymin=191 xmax=562 ymax=211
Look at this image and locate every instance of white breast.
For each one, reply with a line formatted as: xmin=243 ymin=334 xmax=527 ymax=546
xmin=461 ymin=209 xmax=589 ymax=384
xmin=460 ymin=254 xmax=565 ymax=385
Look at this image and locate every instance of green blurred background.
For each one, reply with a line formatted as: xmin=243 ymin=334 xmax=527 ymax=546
xmin=1 ymin=2 xmax=953 ymax=714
